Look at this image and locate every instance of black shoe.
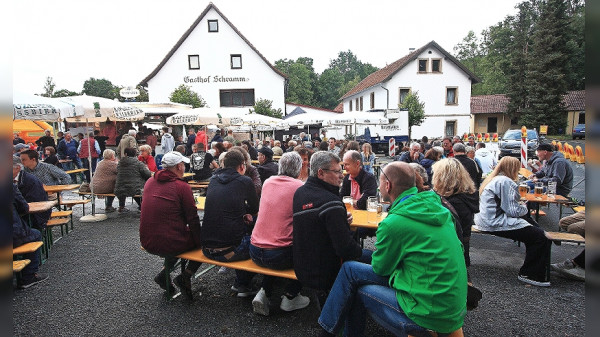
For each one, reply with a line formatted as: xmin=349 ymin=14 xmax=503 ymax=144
xmin=174 ymin=273 xmax=193 ymax=300
xmin=18 ymin=273 xmax=48 ymax=289
xmin=154 ymin=271 xmax=174 ymax=291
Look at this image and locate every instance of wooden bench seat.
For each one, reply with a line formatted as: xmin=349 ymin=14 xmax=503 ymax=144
xmin=77 ymin=191 xmax=142 ymax=198
xmin=472 ymin=226 xmax=585 ymax=244
xmin=51 ymin=210 xmax=73 ymax=218
xmin=13 ymin=259 xmax=31 ymax=273
xmin=177 ymin=248 xmax=297 ymax=280
xmin=13 ymin=241 xmax=43 ymax=255
xmin=61 ymin=199 xmax=91 ymax=207
xmin=64 ymin=168 xmax=88 ymax=174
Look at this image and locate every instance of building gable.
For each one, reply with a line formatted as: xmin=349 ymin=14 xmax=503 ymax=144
xmin=139 ymin=3 xmax=286 ymax=87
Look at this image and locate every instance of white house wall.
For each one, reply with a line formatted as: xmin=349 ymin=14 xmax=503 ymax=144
xmin=147 ymin=7 xmax=286 ymax=113
xmin=342 ymin=46 xmax=473 ymax=139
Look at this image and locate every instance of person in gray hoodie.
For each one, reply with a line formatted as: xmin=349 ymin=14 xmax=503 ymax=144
xmin=161 ymin=126 xmax=175 ymax=154
xmin=529 ymin=143 xmax=573 ymax=197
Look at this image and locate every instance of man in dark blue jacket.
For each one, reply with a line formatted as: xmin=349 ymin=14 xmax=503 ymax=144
xmin=13 ymin=157 xmax=51 ymax=230
xmin=201 ymin=150 xmax=259 ymax=297
xmin=13 ymin=184 xmax=48 ymax=289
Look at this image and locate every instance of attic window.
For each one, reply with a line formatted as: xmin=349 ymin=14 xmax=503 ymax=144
xmin=208 ymin=20 xmax=219 ymax=32
xmin=418 ymin=59 xmax=428 ymax=72
xmin=231 ymin=54 xmax=242 ymax=69
xmin=188 ymin=55 xmax=200 ymax=70
xmin=432 ymin=59 xmax=442 ymax=72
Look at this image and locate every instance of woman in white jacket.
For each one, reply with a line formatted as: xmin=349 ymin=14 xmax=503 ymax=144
xmin=474 ymin=156 xmax=551 ymax=287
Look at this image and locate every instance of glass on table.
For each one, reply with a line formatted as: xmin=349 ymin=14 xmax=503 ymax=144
xmin=343 ymin=196 xmax=353 ymax=211
xmin=367 ymin=196 xmax=379 ymax=224
xmin=519 ymin=183 xmax=529 ymax=198
xmin=534 ymin=182 xmax=544 ymax=198
xmin=547 ymin=181 xmax=557 ymax=199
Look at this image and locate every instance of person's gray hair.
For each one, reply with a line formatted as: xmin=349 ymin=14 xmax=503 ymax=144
xmin=64 ymin=131 xmax=71 ymax=136
xmin=433 ymin=146 xmax=444 ymax=156
xmin=465 ymin=146 xmax=475 ymax=154
xmin=409 ymin=163 xmax=428 ymax=183
xmin=128 ymin=129 xmax=137 ymax=136
xmin=310 ymin=151 xmax=340 ymax=177
xmin=453 ymin=143 xmax=466 ymax=154
xmin=103 ymin=149 xmax=116 ymax=160
xmin=13 ymin=156 xmax=23 ymax=169
xmin=344 ymin=150 xmax=362 ymax=164
xmin=410 ymin=142 xmax=421 ymax=151
xmin=278 ymin=152 xmax=302 ymax=178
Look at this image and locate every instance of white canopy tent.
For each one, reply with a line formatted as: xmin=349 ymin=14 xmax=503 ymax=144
xmin=13 ymin=92 xmax=84 ymax=121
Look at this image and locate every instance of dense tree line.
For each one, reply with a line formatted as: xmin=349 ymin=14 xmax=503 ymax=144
xmin=453 ymin=0 xmax=584 ymax=134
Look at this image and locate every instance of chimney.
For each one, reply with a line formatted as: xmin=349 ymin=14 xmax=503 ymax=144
xmin=409 ymin=48 xmax=415 ymax=53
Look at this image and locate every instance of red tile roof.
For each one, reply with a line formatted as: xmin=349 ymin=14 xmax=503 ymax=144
xmin=340 ymin=41 xmax=480 ymax=100
xmin=471 ymin=90 xmax=586 ymax=114
xmin=139 ymin=3 xmax=287 ymax=87
xmin=333 ymin=102 xmax=343 ymax=112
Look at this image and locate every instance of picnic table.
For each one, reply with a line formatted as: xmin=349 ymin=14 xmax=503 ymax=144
xmin=28 ymin=200 xmax=57 ymax=213
xmin=182 ymin=172 xmax=194 ymax=178
xmin=521 ymin=193 xmax=569 ymax=222
xmin=519 ymin=167 xmax=533 ymax=178
xmin=196 ymin=197 xmax=206 ymax=210
xmin=44 ymin=184 xmax=81 ymax=208
xmin=349 ymin=209 xmax=388 ymax=229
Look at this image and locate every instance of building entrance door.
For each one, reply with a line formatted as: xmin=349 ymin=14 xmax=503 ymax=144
xmin=488 ymin=117 xmax=498 ymax=133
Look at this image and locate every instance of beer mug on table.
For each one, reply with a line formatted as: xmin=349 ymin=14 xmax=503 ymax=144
xmin=343 ymin=196 xmax=353 ymax=211
xmin=547 ymin=181 xmax=557 ymax=199
xmin=519 ymin=183 xmax=528 ymax=198
xmin=534 ymin=182 xmax=544 ymax=198
xmin=367 ymin=196 xmax=379 ymax=224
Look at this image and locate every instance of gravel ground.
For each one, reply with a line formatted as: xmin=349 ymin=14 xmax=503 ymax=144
xmin=12 ymin=160 xmax=586 ymax=336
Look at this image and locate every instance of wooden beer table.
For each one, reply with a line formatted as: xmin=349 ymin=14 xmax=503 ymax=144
xmin=196 ymin=197 xmax=206 ymax=211
xmin=349 ymin=209 xmax=387 ymax=229
xmin=521 ymin=193 xmax=569 ymax=222
xmin=28 ymin=200 xmax=57 ymax=213
xmin=44 ymin=184 xmax=81 ymax=209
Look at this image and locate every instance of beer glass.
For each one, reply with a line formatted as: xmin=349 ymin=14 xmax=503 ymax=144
xmin=547 ymin=181 xmax=557 ymax=199
xmin=367 ymin=197 xmax=378 ymax=224
xmin=343 ymin=196 xmax=353 ymax=211
xmin=534 ymin=182 xmax=544 ymax=198
xmin=519 ymin=183 xmax=528 ymax=198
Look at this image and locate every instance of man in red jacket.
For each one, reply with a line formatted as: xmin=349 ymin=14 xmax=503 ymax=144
xmin=140 ymin=151 xmax=202 ymax=299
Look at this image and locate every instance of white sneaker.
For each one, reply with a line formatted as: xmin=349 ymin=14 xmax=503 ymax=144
xmin=280 ymin=293 xmax=310 ymax=312
xmin=218 ymin=266 xmax=229 ymax=274
xmin=551 ymin=259 xmax=585 ymax=281
xmin=252 ymin=288 xmax=270 ymax=316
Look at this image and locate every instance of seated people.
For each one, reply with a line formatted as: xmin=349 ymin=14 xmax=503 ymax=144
xmin=92 ymin=149 xmax=118 ymax=212
xmin=250 ymin=152 xmax=309 ymax=316
xmin=13 ymin=157 xmax=51 ymax=231
xmin=196 ymin=142 xmax=224 ymax=181
xmin=230 ymin=146 xmax=262 ymax=197
xmin=43 ymin=146 xmax=60 ymax=168
xmin=529 ymin=143 xmax=573 ymax=197
xmin=256 ymin=147 xmax=278 ymax=183
xmin=340 ymin=150 xmax=377 ymax=210
xmin=114 ymin=147 xmax=152 ymax=213
xmin=293 ymin=152 xmax=371 ymax=305
xmin=200 ymin=150 xmax=260 ymax=297
xmin=13 ymin=184 xmax=48 ymax=289
xmin=294 ymin=147 xmax=311 ymax=182
xmin=138 ymin=145 xmax=158 ymax=173
xmin=140 ymin=152 xmax=202 ymax=298
xmin=189 ymin=143 xmax=207 ymax=180
xmin=396 ymin=142 xmax=424 ymax=164
xmin=19 ymin=149 xmax=71 ymax=185
xmin=474 ymin=156 xmax=551 ymax=286
xmin=317 ymin=162 xmax=467 ymax=337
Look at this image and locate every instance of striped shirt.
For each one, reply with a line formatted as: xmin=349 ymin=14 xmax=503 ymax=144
xmin=25 ymin=161 xmax=72 ymax=186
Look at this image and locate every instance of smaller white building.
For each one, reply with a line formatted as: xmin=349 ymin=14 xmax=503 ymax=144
xmin=139 ymin=3 xmax=287 ymax=114
xmin=340 ymin=41 xmax=480 ymax=139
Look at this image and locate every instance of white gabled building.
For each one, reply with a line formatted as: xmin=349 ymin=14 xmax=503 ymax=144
xmin=340 ymin=41 xmax=480 ymax=139
xmin=139 ymin=3 xmax=287 ymax=114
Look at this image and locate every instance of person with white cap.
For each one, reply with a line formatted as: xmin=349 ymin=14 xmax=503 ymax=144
xmin=140 ymin=151 xmax=202 ymax=299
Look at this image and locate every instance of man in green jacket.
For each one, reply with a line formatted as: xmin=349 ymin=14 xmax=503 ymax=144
xmin=317 ymin=162 xmax=467 ymax=337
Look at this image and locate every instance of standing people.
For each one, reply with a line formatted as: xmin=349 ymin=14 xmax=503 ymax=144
xmin=35 ymin=129 xmax=55 ymax=153
xmin=361 ymin=143 xmax=375 ymax=175
xmin=161 ymin=127 xmax=175 ymax=154
xmin=250 ymin=152 xmax=310 ymax=316
xmin=185 ymin=128 xmax=196 ymax=156
xmin=116 ymin=130 xmax=138 ymax=159
xmin=93 ymin=130 xmax=109 ymax=155
xmin=475 ymin=142 xmax=497 ymax=175
xmin=58 ymin=131 xmax=81 ymax=179
xmin=194 ymin=126 xmax=208 ymax=151
xmin=13 ymin=133 xmax=25 ymax=145
xmin=327 ymin=138 xmax=340 ymax=156
xmin=145 ymin=130 xmax=157 ymax=156
xmin=442 ymin=137 xmax=454 ymax=158
xmin=475 ymin=156 xmax=551 ymax=287
xmin=78 ymin=132 xmax=101 ymax=183
xmin=453 ymin=143 xmax=482 ymax=190
xmin=140 ymin=151 xmax=202 ymax=298
xmin=223 ymin=129 xmax=236 ymax=144
xmin=211 ymin=129 xmax=224 ymax=143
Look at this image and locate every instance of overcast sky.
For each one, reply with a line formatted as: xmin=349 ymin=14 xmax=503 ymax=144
xmin=13 ymin=0 xmax=523 ymax=95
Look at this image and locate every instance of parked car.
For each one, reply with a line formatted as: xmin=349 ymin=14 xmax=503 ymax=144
xmin=498 ymin=129 xmax=539 ymax=159
xmin=572 ymin=124 xmax=585 ymax=139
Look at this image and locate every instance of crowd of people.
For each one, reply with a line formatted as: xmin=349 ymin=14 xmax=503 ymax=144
xmin=13 ymin=124 xmax=582 ymax=335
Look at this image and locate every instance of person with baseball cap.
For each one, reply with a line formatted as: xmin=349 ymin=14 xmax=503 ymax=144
xmin=529 ymin=143 xmax=573 ymax=197
xmin=256 ymin=146 xmax=278 ymax=183
xmin=140 ymin=151 xmax=202 ymax=299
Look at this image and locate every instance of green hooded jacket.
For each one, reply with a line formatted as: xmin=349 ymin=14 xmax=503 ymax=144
xmin=372 ymin=187 xmax=467 ymax=333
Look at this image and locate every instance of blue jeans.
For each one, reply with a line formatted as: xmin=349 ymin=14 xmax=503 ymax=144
xmin=20 ymin=229 xmax=42 ymax=282
xmin=318 ymin=261 xmax=431 ymax=337
xmin=249 ymin=244 xmax=302 ymax=297
xmin=203 ymin=235 xmax=255 ymax=287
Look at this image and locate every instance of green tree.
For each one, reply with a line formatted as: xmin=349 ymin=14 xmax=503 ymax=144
xmin=275 ymin=57 xmax=318 ymax=106
xmin=82 ymin=77 xmax=117 ymax=99
xmin=316 ymin=68 xmax=344 ymax=110
xmin=41 ymin=76 xmax=55 ymax=97
xmin=250 ymin=98 xmax=282 ymax=119
xmin=400 ymin=91 xmax=425 ymax=140
xmin=169 ymin=84 xmax=206 ymax=108
xmin=521 ymin=0 xmax=570 ymax=134
xmin=53 ymin=89 xmax=79 ymax=97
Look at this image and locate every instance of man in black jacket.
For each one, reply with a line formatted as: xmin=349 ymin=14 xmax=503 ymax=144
xmin=35 ymin=129 xmax=55 ymax=152
xmin=340 ymin=150 xmax=377 ymax=210
xmin=453 ymin=143 xmax=482 ymax=190
xmin=13 ymin=157 xmax=51 ymax=231
xmin=293 ymin=152 xmax=371 ymax=304
xmin=256 ymin=146 xmax=278 ymax=183
xmin=201 ymin=150 xmax=260 ymax=297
